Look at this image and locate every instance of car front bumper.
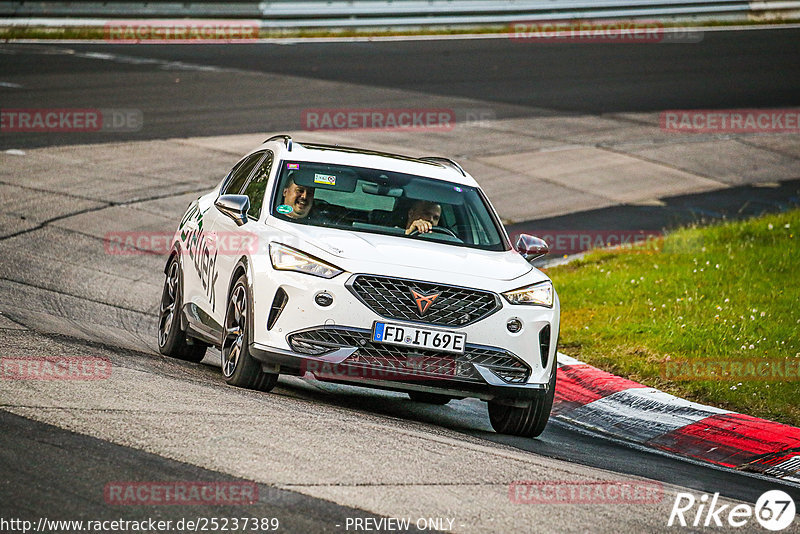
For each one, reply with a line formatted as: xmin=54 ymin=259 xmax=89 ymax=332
xmin=249 ymin=340 xmax=553 ymax=405
xmin=249 ymin=267 xmax=559 ymax=403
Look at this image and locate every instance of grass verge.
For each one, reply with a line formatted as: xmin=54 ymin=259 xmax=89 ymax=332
xmin=2 ymin=18 xmax=800 ymax=41
xmin=545 ymin=209 xmax=800 ymax=426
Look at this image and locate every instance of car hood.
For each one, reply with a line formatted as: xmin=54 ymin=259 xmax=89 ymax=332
xmin=276 ymin=224 xmax=534 ymax=282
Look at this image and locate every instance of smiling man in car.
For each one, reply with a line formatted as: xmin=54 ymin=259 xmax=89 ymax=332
xmin=282 ymin=176 xmax=315 ymax=219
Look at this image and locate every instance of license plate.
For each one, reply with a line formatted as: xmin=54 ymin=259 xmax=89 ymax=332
xmin=372 ymin=322 xmax=466 ymax=354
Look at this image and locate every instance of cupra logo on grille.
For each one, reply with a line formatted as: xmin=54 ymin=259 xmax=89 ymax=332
xmin=410 ymin=288 xmax=440 ymax=315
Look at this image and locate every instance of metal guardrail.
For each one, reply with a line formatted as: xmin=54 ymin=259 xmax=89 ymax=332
xmin=1 ymin=0 xmax=799 ymax=26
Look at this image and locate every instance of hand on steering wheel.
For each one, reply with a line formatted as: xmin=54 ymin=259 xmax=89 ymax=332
xmin=405 ymin=218 xmax=434 ymax=235
xmin=406 ymin=219 xmax=457 ymax=238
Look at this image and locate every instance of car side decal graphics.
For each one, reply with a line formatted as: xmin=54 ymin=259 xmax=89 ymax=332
xmin=180 ymin=204 xmax=219 ymax=313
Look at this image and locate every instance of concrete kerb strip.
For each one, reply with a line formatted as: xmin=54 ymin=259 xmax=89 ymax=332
xmin=552 ymin=352 xmax=800 ymax=483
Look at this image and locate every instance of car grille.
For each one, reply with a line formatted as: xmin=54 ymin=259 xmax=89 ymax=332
xmin=288 ymin=326 xmax=529 ymax=384
xmin=347 ymin=274 xmax=501 ymax=327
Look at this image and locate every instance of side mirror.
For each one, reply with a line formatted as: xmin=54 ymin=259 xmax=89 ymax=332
xmin=515 ymin=234 xmax=549 ymax=262
xmin=215 ymin=194 xmax=250 ymax=226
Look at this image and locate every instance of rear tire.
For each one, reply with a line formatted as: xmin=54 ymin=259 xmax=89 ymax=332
xmin=221 ymin=275 xmax=278 ymax=392
xmin=158 ymin=256 xmax=207 ymax=363
xmin=407 ymin=391 xmax=451 ymax=405
xmin=488 ymin=366 xmax=556 ymax=438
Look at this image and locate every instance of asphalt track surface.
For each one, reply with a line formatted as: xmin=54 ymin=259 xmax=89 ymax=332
xmin=0 ymin=26 xmax=799 ymax=149
xmin=1 ymin=409 xmax=396 ymax=533
xmin=1 ymin=29 xmax=800 ymax=533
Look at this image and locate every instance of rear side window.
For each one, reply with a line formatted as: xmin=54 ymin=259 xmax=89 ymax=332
xmin=222 ymin=151 xmax=264 ymax=196
xmin=242 ymin=151 xmax=274 ymax=219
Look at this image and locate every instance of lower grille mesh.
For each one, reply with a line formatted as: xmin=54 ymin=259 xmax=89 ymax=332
xmin=288 ymin=326 xmax=529 ymax=384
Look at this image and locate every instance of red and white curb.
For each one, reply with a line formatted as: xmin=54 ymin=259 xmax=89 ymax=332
xmin=553 ymin=353 xmax=800 ymax=483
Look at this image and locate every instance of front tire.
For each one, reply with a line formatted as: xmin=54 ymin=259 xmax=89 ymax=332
xmin=158 ymin=256 xmax=207 ymax=363
xmin=487 ymin=366 xmax=556 ymax=438
xmin=221 ymin=275 xmax=278 ymax=392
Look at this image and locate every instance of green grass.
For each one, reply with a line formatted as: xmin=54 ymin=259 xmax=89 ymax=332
xmin=545 ymin=209 xmax=800 ymax=426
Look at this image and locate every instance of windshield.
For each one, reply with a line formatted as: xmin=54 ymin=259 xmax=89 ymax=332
xmin=270 ymin=160 xmax=508 ymax=251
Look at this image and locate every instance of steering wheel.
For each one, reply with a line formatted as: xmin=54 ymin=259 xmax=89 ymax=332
xmin=407 ymin=226 xmax=458 ymax=238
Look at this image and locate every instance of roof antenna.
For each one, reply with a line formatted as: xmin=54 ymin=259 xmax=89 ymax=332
xmin=264 ymin=135 xmax=293 ymax=151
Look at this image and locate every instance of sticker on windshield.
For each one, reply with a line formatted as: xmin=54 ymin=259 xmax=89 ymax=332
xmin=453 ymin=186 xmax=462 ymax=192
xmin=314 ymin=173 xmax=337 ymax=186
xmin=286 ymin=163 xmax=300 ymax=170
xmin=276 ymin=204 xmax=293 ymax=214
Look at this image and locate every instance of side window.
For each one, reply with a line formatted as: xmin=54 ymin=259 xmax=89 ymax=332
xmin=465 ymin=202 xmax=492 ymax=245
xmin=242 ymin=151 xmax=274 ymax=219
xmin=222 ymin=151 xmax=264 ymax=196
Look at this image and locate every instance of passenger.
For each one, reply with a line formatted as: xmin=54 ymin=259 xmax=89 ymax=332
xmin=281 ymin=177 xmax=315 ymax=219
xmin=405 ymin=200 xmax=441 ymax=235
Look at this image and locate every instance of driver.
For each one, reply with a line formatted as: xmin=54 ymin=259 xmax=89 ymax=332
xmin=281 ymin=177 xmax=315 ymax=219
xmin=405 ymin=200 xmax=441 ymax=235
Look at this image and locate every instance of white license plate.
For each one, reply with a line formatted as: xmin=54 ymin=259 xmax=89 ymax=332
xmin=372 ymin=322 xmax=466 ymax=354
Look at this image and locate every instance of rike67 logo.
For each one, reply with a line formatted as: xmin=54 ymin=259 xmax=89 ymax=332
xmin=668 ymin=490 xmax=796 ymax=531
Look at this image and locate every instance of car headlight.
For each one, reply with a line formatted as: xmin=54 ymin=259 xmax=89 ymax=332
xmin=269 ymin=243 xmax=343 ymax=279
xmin=502 ymin=281 xmax=553 ymax=307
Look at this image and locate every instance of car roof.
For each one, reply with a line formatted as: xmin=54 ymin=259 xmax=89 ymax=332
xmin=259 ymin=136 xmax=479 ymax=187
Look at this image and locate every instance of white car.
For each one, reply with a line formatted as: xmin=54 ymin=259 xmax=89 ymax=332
xmin=158 ymin=135 xmax=560 ymax=437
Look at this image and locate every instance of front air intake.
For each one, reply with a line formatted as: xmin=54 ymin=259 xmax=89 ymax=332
xmin=267 ymin=288 xmax=288 ymax=330
xmin=539 ymin=325 xmax=551 ymax=368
